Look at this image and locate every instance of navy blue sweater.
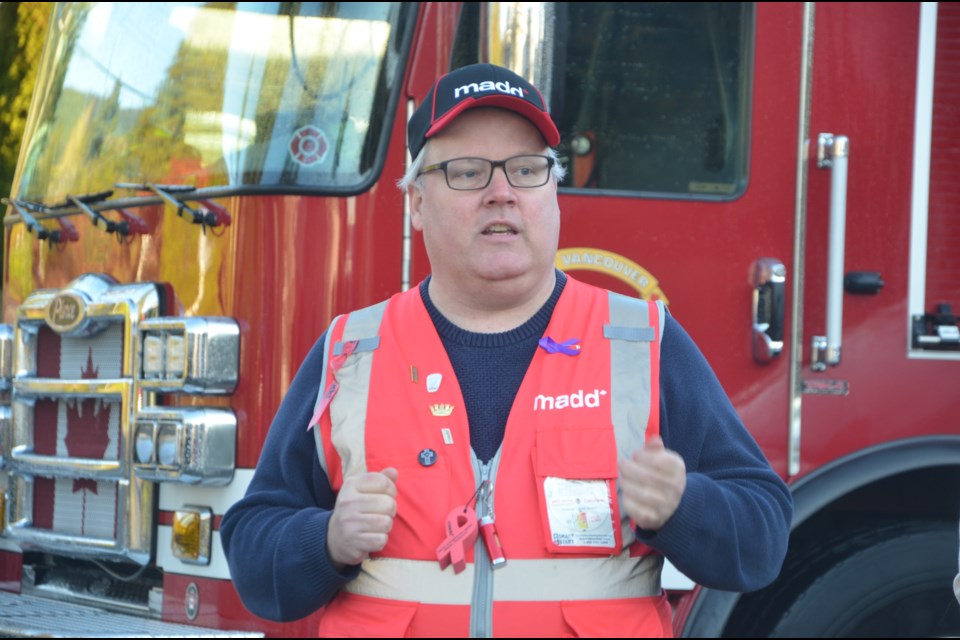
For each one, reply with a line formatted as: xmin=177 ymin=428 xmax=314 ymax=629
xmin=221 ymin=273 xmax=793 ymax=622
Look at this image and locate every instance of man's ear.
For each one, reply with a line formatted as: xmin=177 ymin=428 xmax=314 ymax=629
xmin=409 ymin=186 xmax=425 ymax=232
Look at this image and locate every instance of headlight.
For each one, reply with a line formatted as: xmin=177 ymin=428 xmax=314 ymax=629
xmin=165 ymin=334 xmax=186 ymax=378
xmin=142 ymin=334 xmax=165 ymax=379
xmin=135 ymin=421 xmax=156 ymax=464
xmin=138 ymin=317 xmax=239 ymax=394
xmin=0 ymin=406 xmax=10 ymax=468
xmin=133 ymin=408 xmax=235 ymax=485
xmin=157 ymin=423 xmax=179 ymax=467
xmin=0 ymin=324 xmax=13 ymax=388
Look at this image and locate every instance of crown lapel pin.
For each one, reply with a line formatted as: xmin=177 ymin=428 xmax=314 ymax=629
xmin=430 ymin=403 xmax=454 ymax=417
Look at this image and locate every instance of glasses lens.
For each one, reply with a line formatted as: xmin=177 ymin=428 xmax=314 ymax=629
xmin=445 ymin=158 xmax=492 ymax=190
xmin=504 ymin=155 xmax=551 ymax=187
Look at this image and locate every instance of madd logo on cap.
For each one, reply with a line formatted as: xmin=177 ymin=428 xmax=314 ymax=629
xmin=407 ymin=63 xmax=560 ymax=159
xmin=452 ymin=79 xmax=527 ymax=100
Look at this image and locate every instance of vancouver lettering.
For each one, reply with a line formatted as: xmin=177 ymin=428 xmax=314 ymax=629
xmin=560 ymin=251 xmax=651 ymax=289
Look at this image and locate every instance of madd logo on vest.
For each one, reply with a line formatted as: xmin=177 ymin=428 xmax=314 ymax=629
xmin=533 ymin=388 xmax=607 ymax=411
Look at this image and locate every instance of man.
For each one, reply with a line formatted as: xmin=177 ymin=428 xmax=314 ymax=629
xmin=955 ymin=519 xmax=960 ymax=604
xmin=221 ymin=63 xmax=793 ymax=637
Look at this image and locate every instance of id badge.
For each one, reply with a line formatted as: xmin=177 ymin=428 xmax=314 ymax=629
xmin=542 ymin=477 xmax=616 ymax=548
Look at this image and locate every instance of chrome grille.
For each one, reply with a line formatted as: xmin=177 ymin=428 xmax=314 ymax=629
xmin=6 ymin=274 xmax=161 ymax=564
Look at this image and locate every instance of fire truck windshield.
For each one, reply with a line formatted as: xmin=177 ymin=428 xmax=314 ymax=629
xmin=14 ymin=2 xmax=412 ymax=202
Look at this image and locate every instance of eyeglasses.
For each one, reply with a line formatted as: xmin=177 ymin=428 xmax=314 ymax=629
xmin=418 ymin=154 xmax=555 ymax=191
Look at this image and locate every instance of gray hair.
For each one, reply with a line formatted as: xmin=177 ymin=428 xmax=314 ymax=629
xmin=396 ymin=143 xmax=567 ymax=193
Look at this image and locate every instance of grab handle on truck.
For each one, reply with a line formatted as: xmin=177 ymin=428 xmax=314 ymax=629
xmin=811 ymin=133 xmax=849 ymax=371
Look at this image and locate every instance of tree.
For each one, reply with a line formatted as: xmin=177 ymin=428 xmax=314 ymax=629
xmin=0 ymin=2 xmax=52 ymax=199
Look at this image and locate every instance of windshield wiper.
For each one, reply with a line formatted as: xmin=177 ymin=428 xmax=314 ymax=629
xmin=7 ymin=199 xmax=78 ymax=244
xmin=6 ymin=182 xmax=230 ymax=244
xmin=6 ymin=190 xmax=149 ymax=244
xmin=27 ymin=190 xmax=149 ymax=241
xmin=117 ymin=183 xmax=232 ymax=232
xmin=62 ymin=194 xmax=146 ymax=239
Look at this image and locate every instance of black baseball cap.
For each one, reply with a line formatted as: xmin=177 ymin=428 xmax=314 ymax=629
xmin=407 ymin=63 xmax=560 ymax=159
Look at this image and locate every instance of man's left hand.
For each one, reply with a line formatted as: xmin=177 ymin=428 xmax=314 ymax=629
xmin=617 ymin=435 xmax=686 ymax=531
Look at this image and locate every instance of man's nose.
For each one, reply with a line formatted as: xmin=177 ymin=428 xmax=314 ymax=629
xmin=484 ymin=165 xmax=517 ymax=203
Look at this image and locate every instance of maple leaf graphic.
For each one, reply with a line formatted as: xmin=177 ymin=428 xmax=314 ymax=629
xmin=65 ymin=348 xmax=111 ymax=494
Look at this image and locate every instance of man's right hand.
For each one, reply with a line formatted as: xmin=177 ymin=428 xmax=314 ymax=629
xmin=327 ymin=467 xmax=399 ymax=570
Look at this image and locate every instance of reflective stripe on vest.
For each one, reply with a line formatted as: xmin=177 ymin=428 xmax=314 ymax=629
xmin=343 ymin=551 xmax=660 ymax=603
xmin=311 ymin=301 xmax=388 ymax=482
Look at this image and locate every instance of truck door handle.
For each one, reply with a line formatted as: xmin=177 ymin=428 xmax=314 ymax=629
xmin=753 ymin=258 xmax=786 ymax=364
xmin=812 ymin=133 xmax=849 ymax=371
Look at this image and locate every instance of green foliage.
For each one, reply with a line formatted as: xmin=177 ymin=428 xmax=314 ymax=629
xmin=0 ymin=2 xmax=52 ymax=199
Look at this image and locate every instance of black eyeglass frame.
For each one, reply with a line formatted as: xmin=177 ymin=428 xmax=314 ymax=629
xmin=417 ymin=154 xmax=556 ymax=190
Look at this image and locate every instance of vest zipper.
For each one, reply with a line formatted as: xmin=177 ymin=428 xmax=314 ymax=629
xmin=469 ymin=450 xmax=501 ymax=638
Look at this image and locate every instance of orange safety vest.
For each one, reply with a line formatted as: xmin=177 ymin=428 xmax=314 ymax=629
xmin=312 ymin=276 xmax=671 ymax=637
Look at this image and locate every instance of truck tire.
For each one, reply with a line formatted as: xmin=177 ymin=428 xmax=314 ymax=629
xmin=769 ymin=521 xmax=960 ymax=637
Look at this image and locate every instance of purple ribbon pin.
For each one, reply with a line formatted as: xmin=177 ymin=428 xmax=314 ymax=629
xmin=538 ymin=336 xmax=582 ymax=356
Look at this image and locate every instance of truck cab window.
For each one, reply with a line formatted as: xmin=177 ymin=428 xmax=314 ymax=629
xmin=553 ymin=2 xmax=752 ymax=197
xmin=15 ymin=2 xmax=414 ymax=201
xmin=452 ymin=3 xmax=753 ymax=197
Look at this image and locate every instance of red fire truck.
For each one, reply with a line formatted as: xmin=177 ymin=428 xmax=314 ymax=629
xmin=1 ymin=1 xmax=958 ymax=637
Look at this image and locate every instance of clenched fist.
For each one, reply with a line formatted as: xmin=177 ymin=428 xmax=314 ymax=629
xmin=617 ymin=436 xmax=686 ymax=531
xmin=327 ymin=467 xmax=399 ymax=570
